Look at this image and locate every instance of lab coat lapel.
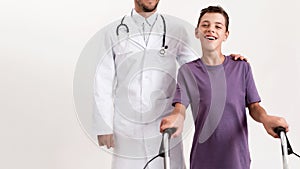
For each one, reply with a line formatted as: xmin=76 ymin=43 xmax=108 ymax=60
xmin=127 ymin=16 xmax=147 ymax=49
xmin=147 ymin=15 xmax=163 ymax=49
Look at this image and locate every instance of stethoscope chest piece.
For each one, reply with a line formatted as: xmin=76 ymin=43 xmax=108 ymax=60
xmin=159 ymin=46 xmax=168 ymax=56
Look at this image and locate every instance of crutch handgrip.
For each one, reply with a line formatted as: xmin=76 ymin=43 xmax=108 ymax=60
xmin=163 ymin=127 xmax=177 ymax=138
xmin=274 ymin=126 xmax=286 ymax=136
xmin=159 ymin=128 xmax=177 ymax=169
xmin=159 ymin=127 xmax=177 ymax=156
xmin=274 ymin=126 xmax=294 ymax=155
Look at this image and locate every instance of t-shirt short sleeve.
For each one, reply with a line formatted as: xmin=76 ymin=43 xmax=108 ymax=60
xmin=245 ymin=63 xmax=261 ymax=105
xmin=172 ymin=64 xmax=192 ymax=107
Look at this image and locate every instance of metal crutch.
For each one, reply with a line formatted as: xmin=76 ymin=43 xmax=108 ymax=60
xmin=274 ymin=126 xmax=300 ymax=169
xmin=159 ymin=128 xmax=177 ymax=169
xmin=274 ymin=127 xmax=290 ymax=169
xmin=142 ymin=128 xmax=177 ymax=169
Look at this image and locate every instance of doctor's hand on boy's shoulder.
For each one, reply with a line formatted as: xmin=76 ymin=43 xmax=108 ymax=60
xmin=98 ymin=134 xmax=114 ymax=149
xmin=230 ymin=54 xmax=248 ymax=62
xmin=160 ymin=103 xmax=186 ymax=138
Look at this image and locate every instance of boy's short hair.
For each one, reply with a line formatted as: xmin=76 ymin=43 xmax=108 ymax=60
xmin=197 ymin=6 xmax=229 ymax=32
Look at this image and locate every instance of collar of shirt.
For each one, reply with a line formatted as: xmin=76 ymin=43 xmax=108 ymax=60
xmin=131 ymin=9 xmax=158 ymax=28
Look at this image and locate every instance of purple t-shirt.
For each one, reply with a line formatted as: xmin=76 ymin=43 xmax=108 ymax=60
xmin=173 ymin=56 xmax=261 ymax=169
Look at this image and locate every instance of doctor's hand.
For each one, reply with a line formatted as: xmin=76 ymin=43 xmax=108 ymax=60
xmin=97 ymin=134 xmax=114 ymax=149
xmin=160 ymin=103 xmax=186 ymax=138
xmin=230 ymin=53 xmax=248 ymax=62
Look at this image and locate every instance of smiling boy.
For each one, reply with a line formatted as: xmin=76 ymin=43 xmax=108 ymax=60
xmin=160 ymin=6 xmax=289 ymax=169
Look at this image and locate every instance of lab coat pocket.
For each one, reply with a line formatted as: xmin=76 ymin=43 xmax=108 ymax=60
xmin=153 ymin=96 xmax=173 ymax=117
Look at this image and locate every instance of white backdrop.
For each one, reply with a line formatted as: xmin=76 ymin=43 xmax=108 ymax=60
xmin=1 ymin=0 xmax=299 ymax=169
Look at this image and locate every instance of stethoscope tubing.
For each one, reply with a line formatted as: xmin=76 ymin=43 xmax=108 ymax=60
xmin=116 ymin=13 xmax=168 ymax=56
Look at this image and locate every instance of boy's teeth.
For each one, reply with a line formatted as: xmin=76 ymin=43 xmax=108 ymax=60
xmin=206 ymin=36 xmax=216 ymax=40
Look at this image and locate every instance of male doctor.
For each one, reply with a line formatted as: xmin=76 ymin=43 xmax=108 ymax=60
xmin=93 ymin=0 xmax=244 ymax=168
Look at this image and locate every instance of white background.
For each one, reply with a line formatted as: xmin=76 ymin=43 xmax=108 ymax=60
xmin=1 ymin=0 xmax=299 ymax=169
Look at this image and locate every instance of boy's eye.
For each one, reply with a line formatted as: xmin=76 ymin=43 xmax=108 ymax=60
xmin=216 ymin=26 xmax=221 ymax=29
xmin=201 ymin=24 xmax=209 ymax=27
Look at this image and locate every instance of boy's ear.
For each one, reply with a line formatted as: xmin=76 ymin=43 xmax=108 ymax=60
xmin=223 ymin=31 xmax=229 ymax=41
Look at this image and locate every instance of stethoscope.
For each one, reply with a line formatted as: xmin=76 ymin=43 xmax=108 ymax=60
xmin=116 ymin=14 xmax=168 ymax=56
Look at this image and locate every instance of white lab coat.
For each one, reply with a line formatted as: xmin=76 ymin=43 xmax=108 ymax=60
xmin=93 ymin=11 xmax=200 ymax=169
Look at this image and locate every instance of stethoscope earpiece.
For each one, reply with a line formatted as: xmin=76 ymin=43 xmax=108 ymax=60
xmin=116 ymin=16 xmax=129 ymax=36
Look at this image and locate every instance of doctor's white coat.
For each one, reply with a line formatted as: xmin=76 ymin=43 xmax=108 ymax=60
xmin=93 ymin=12 xmax=200 ymax=169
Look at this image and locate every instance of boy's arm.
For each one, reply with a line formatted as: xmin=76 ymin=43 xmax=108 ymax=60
xmin=248 ymin=102 xmax=289 ymax=138
xmin=160 ymin=103 xmax=186 ymax=138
